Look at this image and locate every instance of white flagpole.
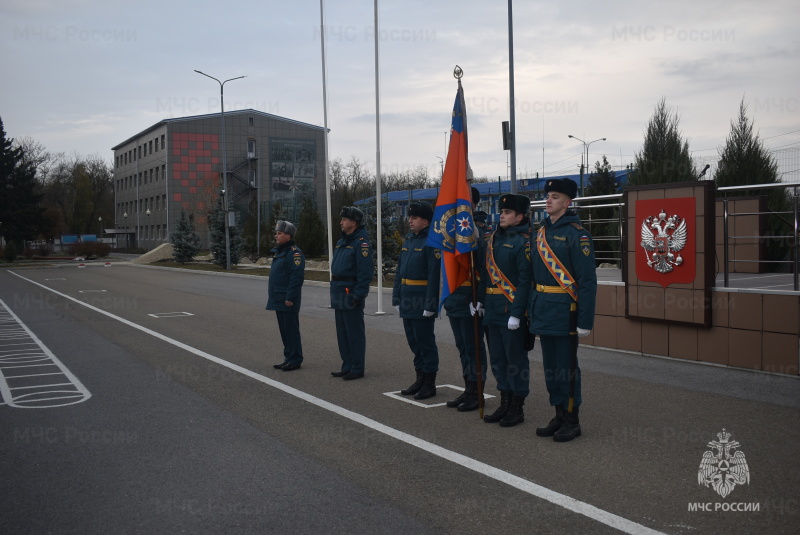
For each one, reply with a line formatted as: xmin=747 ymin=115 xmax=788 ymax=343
xmin=373 ymin=0 xmax=385 ymax=314
xmin=319 ymin=0 xmax=333 ymax=277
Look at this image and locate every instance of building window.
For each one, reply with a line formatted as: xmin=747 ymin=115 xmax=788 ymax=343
xmin=161 ymin=134 xmax=165 ymax=148
xmin=149 ymin=140 xmax=153 ymax=154
xmin=155 ymin=137 xmax=159 ymax=152
xmin=249 ymin=117 xmax=254 ymax=127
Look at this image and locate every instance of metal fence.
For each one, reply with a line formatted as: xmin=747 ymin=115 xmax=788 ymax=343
xmin=529 ymin=182 xmax=800 ymax=291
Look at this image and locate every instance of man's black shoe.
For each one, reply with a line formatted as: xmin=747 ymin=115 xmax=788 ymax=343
xmin=331 ymin=370 xmax=349 ymax=377
xmin=273 ymin=363 xmax=287 ymax=369
xmin=281 ymin=362 xmax=301 ymax=371
xmin=342 ymin=372 xmax=364 ymax=381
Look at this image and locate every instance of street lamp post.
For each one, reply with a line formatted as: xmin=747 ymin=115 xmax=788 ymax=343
xmin=123 ymin=212 xmax=128 ymax=252
xmin=98 ymin=217 xmax=102 ymax=239
xmin=568 ymin=135 xmax=606 ymax=197
xmin=195 ymin=69 xmax=246 ymax=270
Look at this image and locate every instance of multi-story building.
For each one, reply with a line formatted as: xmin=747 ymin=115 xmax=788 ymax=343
xmin=111 ymin=109 xmax=327 ymax=252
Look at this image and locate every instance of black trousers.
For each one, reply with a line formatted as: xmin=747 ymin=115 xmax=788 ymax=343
xmin=276 ymin=311 xmax=303 ymax=365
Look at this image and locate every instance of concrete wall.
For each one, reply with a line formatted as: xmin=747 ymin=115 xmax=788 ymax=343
xmin=584 ymin=283 xmax=799 ymax=376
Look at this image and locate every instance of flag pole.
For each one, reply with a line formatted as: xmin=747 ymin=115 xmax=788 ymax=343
xmin=469 ymin=250 xmax=484 ymax=418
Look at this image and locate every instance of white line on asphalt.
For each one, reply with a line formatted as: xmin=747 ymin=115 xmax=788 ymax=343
xmin=9 ymin=270 xmax=665 ymax=535
xmin=0 ymin=299 xmax=92 ymax=409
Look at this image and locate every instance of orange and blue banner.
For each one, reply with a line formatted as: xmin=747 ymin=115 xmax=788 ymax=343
xmin=427 ymin=81 xmax=477 ymax=308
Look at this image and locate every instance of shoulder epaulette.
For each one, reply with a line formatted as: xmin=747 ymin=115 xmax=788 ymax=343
xmin=569 ymin=222 xmax=584 ymax=231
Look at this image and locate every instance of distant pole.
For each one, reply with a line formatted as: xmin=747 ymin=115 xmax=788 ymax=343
xmin=373 ymin=0 xmax=385 ymax=314
xmin=320 ymin=0 xmax=333 ymax=274
xmin=195 ymin=70 xmax=246 ymax=269
xmin=507 ymin=0 xmax=518 ymax=193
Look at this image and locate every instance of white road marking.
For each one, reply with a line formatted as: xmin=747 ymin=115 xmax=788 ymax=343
xmin=78 ymin=290 xmax=107 ymax=293
xmin=383 ymin=384 xmax=495 ymax=408
xmin=147 ymin=312 xmax=194 ymax=318
xmin=0 ymin=299 xmax=92 ymax=409
xmin=9 ymin=270 xmax=665 ymax=535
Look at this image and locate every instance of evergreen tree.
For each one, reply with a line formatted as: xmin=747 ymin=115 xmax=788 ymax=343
xmin=630 ymin=98 xmax=696 ymax=185
xmin=265 ymin=201 xmax=288 ymax=251
xmin=170 ymin=209 xmax=201 ymax=263
xmin=715 ymin=99 xmax=789 ymax=268
xmin=362 ymin=195 xmax=401 ymax=274
xmin=0 ymin=118 xmax=44 ymax=248
xmin=585 ymin=156 xmax=621 ymax=265
xmin=209 ymin=199 xmax=244 ymax=267
xmin=295 ymin=195 xmax=327 ymax=258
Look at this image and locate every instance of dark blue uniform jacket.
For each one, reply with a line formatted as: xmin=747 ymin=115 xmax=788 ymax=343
xmin=330 ymin=226 xmax=373 ymax=309
xmin=392 ymin=226 xmax=440 ymax=318
xmin=266 ymin=241 xmax=305 ymax=312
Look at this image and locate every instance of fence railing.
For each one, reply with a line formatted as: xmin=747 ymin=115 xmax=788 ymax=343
xmin=529 ymin=183 xmax=800 ymax=291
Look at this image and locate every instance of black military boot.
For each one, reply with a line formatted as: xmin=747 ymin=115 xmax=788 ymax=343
xmin=456 ymin=381 xmax=479 ymax=412
xmin=499 ymin=395 xmax=525 ymax=427
xmin=414 ymin=372 xmax=437 ymax=400
xmin=553 ymin=406 xmax=581 ymax=442
xmin=400 ymin=370 xmax=424 ymax=395
xmin=446 ymin=377 xmax=469 ymax=408
xmin=483 ymin=390 xmax=511 ymax=423
xmin=535 ymin=405 xmax=565 ymax=437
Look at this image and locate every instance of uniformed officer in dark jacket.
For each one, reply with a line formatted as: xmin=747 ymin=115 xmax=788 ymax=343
xmin=528 ymin=177 xmax=597 ymax=442
xmin=482 ymin=193 xmax=532 ymax=427
xmin=330 ymin=206 xmax=373 ymax=380
xmin=266 ymin=220 xmax=305 ymax=371
xmin=443 ymin=187 xmax=488 ymax=411
xmin=393 ymin=201 xmax=441 ymax=400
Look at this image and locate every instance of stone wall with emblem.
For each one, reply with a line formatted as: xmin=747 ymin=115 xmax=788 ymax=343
xmin=623 ymin=181 xmax=716 ymax=327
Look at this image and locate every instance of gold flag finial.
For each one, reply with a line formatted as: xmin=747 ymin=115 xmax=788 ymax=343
xmin=453 ymin=65 xmax=463 ymax=79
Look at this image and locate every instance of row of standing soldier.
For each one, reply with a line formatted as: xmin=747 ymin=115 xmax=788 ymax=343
xmin=266 ymin=177 xmax=597 ymax=442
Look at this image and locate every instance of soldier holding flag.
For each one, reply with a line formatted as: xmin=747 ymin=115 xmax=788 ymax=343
xmin=442 ymin=187 xmax=488 ymax=412
xmin=426 ymin=69 xmax=483 ymax=413
xmin=528 ymin=178 xmax=597 ymax=442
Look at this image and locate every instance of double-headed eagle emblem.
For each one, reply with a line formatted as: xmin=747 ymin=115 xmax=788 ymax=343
xmin=698 ymin=429 xmax=750 ymax=498
xmin=640 ymin=209 xmax=687 ymax=273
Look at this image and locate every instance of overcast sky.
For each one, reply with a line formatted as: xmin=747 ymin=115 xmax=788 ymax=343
xmin=2 ymin=0 xmax=798 ymax=182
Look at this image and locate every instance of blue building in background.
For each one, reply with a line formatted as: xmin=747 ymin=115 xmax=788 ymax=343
xmin=358 ymin=169 xmax=630 ymax=226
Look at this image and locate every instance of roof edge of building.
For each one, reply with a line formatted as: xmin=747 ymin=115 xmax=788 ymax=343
xmin=111 ymin=108 xmax=325 ymax=151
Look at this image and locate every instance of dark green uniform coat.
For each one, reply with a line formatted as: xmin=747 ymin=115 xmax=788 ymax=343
xmin=528 ymin=211 xmax=597 ymax=408
xmin=483 ymin=220 xmax=532 ymax=397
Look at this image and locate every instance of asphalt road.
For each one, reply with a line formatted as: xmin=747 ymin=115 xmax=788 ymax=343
xmin=0 ymin=264 xmax=798 ymax=535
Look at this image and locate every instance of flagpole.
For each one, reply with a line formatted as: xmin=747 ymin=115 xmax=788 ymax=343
xmin=507 ymin=0 xmax=518 ymax=193
xmin=373 ymin=0 xmax=385 ymax=314
xmin=320 ymin=0 xmax=333 ymax=276
xmin=469 ymin=251 xmax=485 ymax=418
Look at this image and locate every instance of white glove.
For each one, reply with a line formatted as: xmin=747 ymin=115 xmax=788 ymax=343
xmin=422 ymin=310 xmax=435 ymax=317
xmin=394 ymin=305 xmax=400 ymax=313
xmin=577 ymin=327 xmax=591 ymax=338
xmin=469 ymin=302 xmax=484 ymax=317
xmin=507 ymin=316 xmax=520 ymax=330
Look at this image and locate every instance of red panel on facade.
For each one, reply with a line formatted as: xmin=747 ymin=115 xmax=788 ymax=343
xmin=173 ymin=193 xmax=182 ymax=201
xmin=635 ymin=197 xmax=696 ymax=287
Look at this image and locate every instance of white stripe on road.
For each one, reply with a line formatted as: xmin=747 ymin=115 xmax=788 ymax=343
xmin=0 ymin=299 xmax=92 ymax=408
xmin=10 ymin=270 xmax=665 ymax=535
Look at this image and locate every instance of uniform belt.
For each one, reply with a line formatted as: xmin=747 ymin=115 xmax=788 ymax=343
xmin=536 ymin=284 xmax=569 ymax=293
xmin=485 ymin=288 xmax=506 ymax=294
xmin=401 ymin=279 xmax=427 ymax=286
xmin=331 ymin=275 xmax=356 ymax=282
xmin=460 ymin=280 xmax=472 ymax=287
